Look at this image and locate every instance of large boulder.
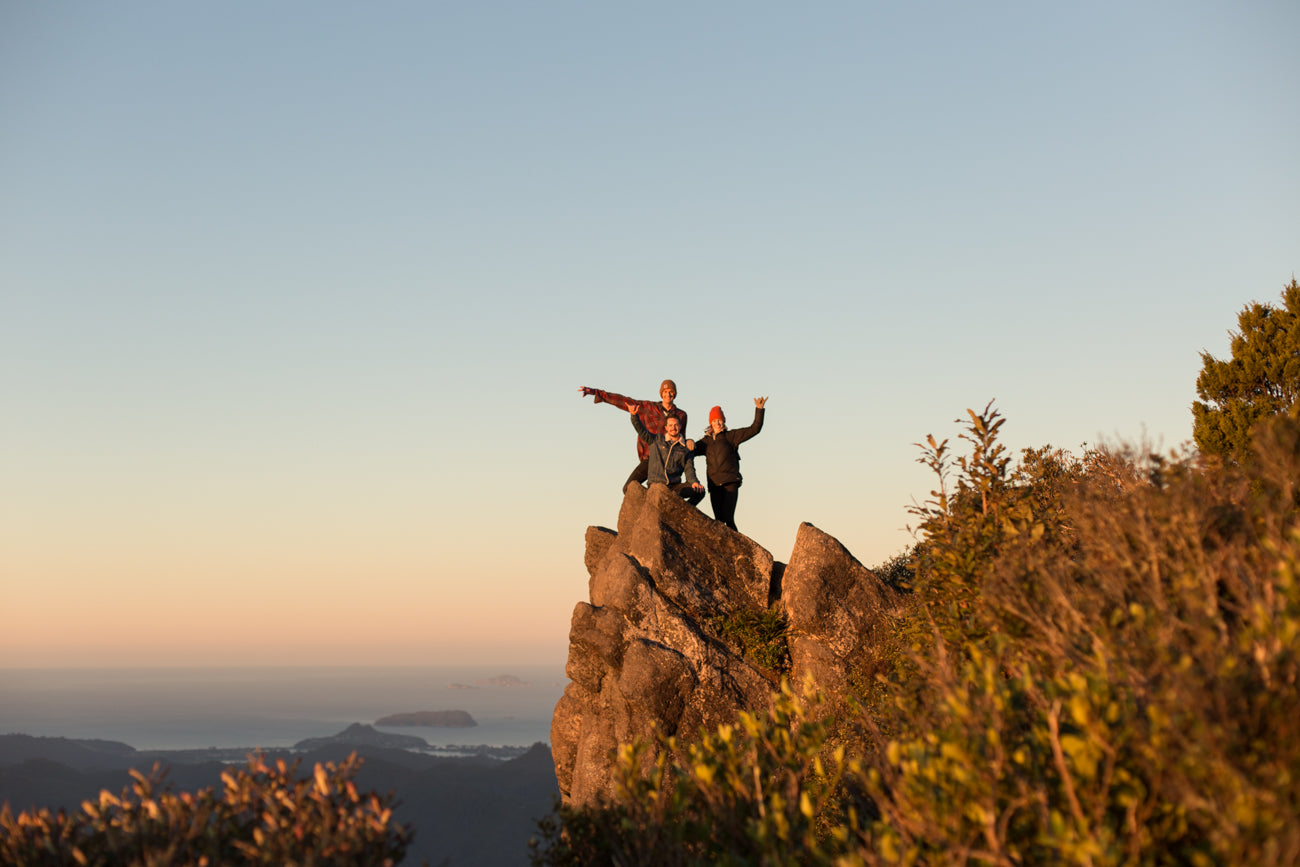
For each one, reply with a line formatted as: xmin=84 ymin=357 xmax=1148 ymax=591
xmin=552 ymin=486 xmax=899 ymax=806
xmin=552 ymin=485 xmax=776 ymax=806
xmin=782 ymin=522 xmax=899 ymax=694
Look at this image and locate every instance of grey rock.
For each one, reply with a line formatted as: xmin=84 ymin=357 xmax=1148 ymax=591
xmin=782 ymin=522 xmax=900 ymax=694
xmin=553 ymin=487 xmax=898 ymax=807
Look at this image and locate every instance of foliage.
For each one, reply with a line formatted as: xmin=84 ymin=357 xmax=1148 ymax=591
xmin=0 ymin=753 xmax=411 ymax=867
xmin=711 ymin=607 xmax=791 ymax=675
xmin=539 ymin=402 xmax=1300 ymax=866
xmin=1193 ymin=277 xmax=1300 ymax=462
xmin=871 ymin=547 xmax=917 ymax=594
xmin=531 ymin=680 xmax=860 ymax=867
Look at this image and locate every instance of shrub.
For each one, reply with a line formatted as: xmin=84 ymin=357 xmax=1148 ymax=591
xmin=711 ymin=607 xmax=791 ymax=676
xmin=531 ymin=679 xmax=860 ymax=867
xmin=0 ymin=753 xmax=411 ymax=866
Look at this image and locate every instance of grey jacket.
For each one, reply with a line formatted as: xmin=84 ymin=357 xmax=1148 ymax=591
xmin=631 ymin=414 xmax=700 ymax=487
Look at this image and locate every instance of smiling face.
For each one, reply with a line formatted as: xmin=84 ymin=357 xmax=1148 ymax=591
xmin=710 ymin=418 xmax=726 ymax=435
xmin=659 ymin=380 xmax=677 ymax=407
xmin=663 ymin=418 xmax=682 ymax=440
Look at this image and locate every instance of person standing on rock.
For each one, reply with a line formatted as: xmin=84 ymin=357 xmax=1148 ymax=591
xmin=627 ymin=403 xmax=705 ymax=506
xmin=692 ymin=397 xmax=767 ymax=531
xmin=579 ymin=380 xmax=689 ymax=491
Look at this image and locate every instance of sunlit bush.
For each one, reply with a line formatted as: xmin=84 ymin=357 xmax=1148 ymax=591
xmin=532 ymin=679 xmax=861 ymax=867
xmin=0 ymin=753 xmax=411 ymax=866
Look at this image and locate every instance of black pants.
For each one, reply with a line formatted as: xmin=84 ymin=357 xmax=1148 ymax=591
xmin=709 ymin=484 xmax=740 ymax=531
xmin=624 ymin=459 xmax=650 ymax=491
xmin=628 ymin=468 xmax=705 ymax=507
xmin=669 ymin=482 xmax=706 ymax=506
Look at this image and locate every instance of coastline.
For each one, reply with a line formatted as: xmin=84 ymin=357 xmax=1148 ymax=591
xmin=0 ymin=664 xmax=566 ymax=752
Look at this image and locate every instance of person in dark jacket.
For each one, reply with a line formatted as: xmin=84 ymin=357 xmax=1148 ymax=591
xmin=693 ymin=397 xmax=767 ymax=530
xmin=579 ymin=380 xmax=688 ymax=491
xmin=628 ymin=404 xmax=705 ymax=505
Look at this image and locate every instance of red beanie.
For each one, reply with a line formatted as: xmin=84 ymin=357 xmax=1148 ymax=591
xmin=709 ymin=406 xmax=725 ymax=423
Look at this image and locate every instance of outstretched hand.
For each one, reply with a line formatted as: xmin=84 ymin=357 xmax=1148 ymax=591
xmin=578 ymin=386 xmax=596 ymax=398
xmin=755 ymin=396 xmax=768 ymax=408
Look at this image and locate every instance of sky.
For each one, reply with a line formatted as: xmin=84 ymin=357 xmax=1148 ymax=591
xmin=2 ymin=2 xmax=1297 ymax=668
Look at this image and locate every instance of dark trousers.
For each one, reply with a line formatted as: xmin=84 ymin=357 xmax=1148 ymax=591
xmin=669 ymin=482 xmax=706 ymax=507
xmin=709 ymin=484 xmax=741 ymax=530
xmin=624 ymin=459 xmax=650 ymax=490
xmin=626 ymin=460 xmax=704 ymax=507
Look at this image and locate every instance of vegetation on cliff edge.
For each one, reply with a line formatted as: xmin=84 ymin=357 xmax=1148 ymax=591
xmin=535 ymin=396 xmax=1300 ymax=865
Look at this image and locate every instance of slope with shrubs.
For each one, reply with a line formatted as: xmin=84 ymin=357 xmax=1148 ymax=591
xmin=534 ymin=403 xmax=1300 ymax=866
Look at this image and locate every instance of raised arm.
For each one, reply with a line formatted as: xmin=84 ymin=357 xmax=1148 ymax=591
xmin=628 ymin=403 xmax=655 ymax=443
xmin=579 ymin=386 xmax=641 ymax=412
xmin=728 ymin=398 xmax=767 ymax=445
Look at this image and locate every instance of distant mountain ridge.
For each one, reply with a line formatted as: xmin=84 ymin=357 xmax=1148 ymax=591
xmin=0 ymin=734 xmax=139 ymax=772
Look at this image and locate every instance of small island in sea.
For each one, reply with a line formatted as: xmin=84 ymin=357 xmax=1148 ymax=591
xmin=374 ymin=710 xmax=477 ymax=728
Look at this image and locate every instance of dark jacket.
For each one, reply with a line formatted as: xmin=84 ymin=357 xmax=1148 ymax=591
xmin=693 ymin=407 xmax=764 ymax=488
xmin=631 ymin=414 xmax=700 ymax=487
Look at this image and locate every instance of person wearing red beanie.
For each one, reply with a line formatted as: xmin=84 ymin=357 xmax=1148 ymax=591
xmin=692 ymin=397 xmax=767 ymax=531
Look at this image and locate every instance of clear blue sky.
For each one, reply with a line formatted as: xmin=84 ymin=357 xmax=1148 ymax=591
xmin=2 ymin=1 xmax=1297 ymax=667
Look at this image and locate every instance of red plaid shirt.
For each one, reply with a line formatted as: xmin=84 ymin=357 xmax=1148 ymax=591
xmin=584 ymin=388 xmax=688 ymax=462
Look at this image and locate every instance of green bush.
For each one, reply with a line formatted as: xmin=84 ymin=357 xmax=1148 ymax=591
xmin=531 ymin=680 xmax=860 ymax=867
xmin=711 ymin=607 xmax=792 ymax=676
xmin=0 ymin=753 xmax=411 ymax=866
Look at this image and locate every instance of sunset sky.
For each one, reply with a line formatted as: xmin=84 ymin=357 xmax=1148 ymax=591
xmin=2 ymin=2 xmax=1297 ymax=667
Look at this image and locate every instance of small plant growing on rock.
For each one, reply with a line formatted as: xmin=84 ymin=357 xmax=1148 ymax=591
xmin=711 ymin=607 xmax=791 ymax=676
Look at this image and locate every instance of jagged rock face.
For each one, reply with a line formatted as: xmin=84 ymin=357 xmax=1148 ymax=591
xmin=782 ymin=522 xmax=898 ymax=694
xmin=552 ymin=484 xmax=898 ymax=807
xmin=553 ymin=485 xmax=776 ymax=806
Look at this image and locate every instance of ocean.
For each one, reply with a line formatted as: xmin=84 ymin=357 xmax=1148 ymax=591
xmin=0 ymin=665 xmax=568 ymax=752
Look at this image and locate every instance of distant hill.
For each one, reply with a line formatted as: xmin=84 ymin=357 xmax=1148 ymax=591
xmin=292 ymin=723 xmax=428 ymax=751
xmin=375 ymin=710 xmax=476 ymax=727
xmin=0 ymin=734 xmax=139 ymax=772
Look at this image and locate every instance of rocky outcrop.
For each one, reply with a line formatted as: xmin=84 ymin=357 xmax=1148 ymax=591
xmin=784 ymin=522 xmax=898 ymax=694
xmin=552 ymin=484 xmax=900 ymax=806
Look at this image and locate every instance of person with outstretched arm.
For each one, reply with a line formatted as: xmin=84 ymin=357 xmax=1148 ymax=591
xmin=578 ymin=380 xmax=688 ymax=491
xmin=693 ymin=397 xmax=767 ymax=531
xmin=628 ymin=403 xmax=705 ymax=506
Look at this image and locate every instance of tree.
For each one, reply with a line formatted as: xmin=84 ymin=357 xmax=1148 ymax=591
xmin=1194 ymin=278 xmax=1300 ymax=461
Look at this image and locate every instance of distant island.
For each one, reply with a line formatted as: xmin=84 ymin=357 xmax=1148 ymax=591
xmin=374 ymin=710 xmax=477 ymax=728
